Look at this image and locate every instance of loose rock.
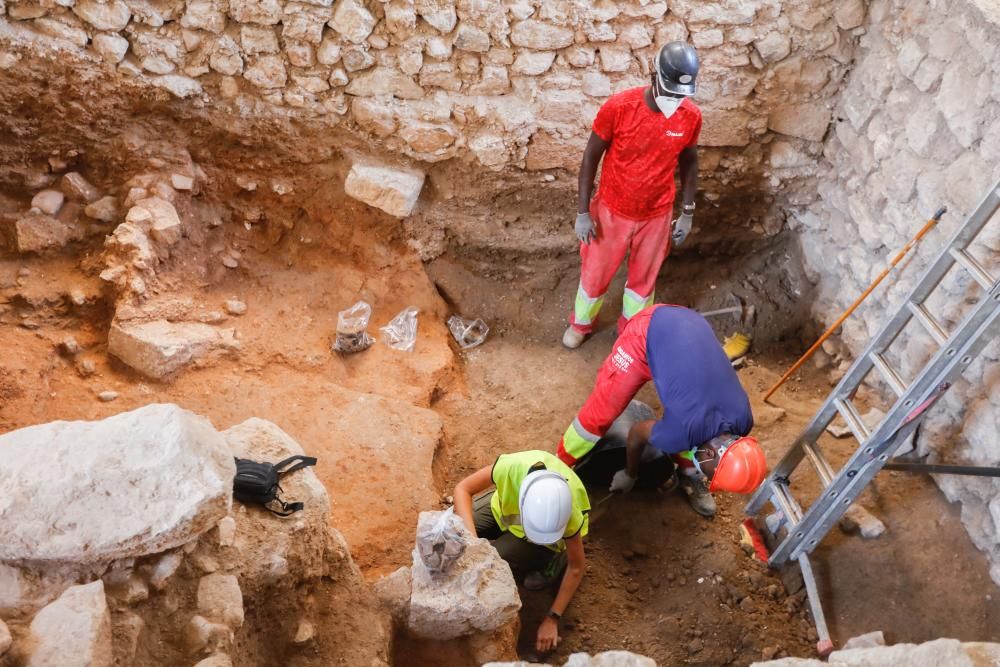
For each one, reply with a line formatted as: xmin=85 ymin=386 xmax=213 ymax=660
xmin=108 ymin=320 xmax=239 ymax=380
xmin=97 ymin=390 xmax=119 ymax=402
xmin=344 ymin=162 xmax=425 ymax=218
xmin=27 ymin=580 xmax=112 ymax=667
xmin=197 ymin=574 xmax=244 ymax=630
xmin=31 ymin=190 xmax=65 ymax=215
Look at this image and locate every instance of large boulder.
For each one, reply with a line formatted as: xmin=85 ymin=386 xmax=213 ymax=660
xmin=407 ymin=515 xmax=520 ymax=640
xmin=0 ymin=404 xmax=234 ymax=567
xmin=26 ymin=580 xmax=112 ymax=667
xmin=108 ymin=319 xmax=239 ymax=380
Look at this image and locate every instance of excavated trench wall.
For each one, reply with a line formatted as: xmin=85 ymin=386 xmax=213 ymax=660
xmin=0 ymin=0 xmax=862 ymax=259
xmin=794 ymin=0 xmax=1000 ymax=584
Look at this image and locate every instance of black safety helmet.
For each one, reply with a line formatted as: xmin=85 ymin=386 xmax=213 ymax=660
xmin=654 ymin=41 xmax=699 ymax=96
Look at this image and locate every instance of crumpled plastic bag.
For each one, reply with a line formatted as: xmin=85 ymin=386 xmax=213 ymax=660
xmin=416 ymin=508 xmax=468 ymax=574
xmin=447 ymin=315 xmax=489 ymax=350
xmin=380 ymin=306 xmax=419 ymax=352
xmin=333 ymin=300 xmax=375 ymax=353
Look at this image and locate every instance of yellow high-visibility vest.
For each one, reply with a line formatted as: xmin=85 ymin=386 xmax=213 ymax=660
xmin=490 ymin=450 xmax=591 ymax=552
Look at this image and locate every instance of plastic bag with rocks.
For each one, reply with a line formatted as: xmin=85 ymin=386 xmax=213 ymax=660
xmin=447 ymin=315 xmax=489 ymax=350
xmin=332 ymin=301 xmax=375 ymax=353
xmin=380 ymin=307 xmax=419 ymax=352
xmin=415 ymin=508 xmax=469 ymax=575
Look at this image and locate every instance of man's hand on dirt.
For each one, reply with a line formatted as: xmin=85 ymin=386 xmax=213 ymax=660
xmin=610 ymin=469 xmax=637 ymax=494
xmin=575 ymin=212 xmax=596 ymax=244
xmin=536 ymin=617 xmax=560 ymax=653
xmin=671 ymin=212 xmax=693 ymax=245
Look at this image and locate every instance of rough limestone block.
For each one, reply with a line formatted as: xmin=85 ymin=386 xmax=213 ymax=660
xmin=842 ymin=631 xmax=886 ymax=650
xmin=0 ymin=405 xmax=234 ymax=566
xmin=108 ymin=320 xmax=239 ymax=379
xmin=127 ymin=196 xmax=182 ymax=248
xmin=415 ymin=0 xmax=456 ymax=33
xmin=768 ymin=103 xmax=831 ymax=142
xmin=699 ymin=109 xmax=752 ymax=147
xmin=153 ymin=75 xmax=203 ymax=98
xmin=72 ymin=0 xmax=130 ymax=30
xmin=512 ymin=50 xmax=555 ymax=75
xmin=228 ymin=0 xmax=282 ymax=23
xmin=509 ymin=19 xmax=573 ymax=49
xmin=197 ymin=574 xmax=244 ymax=630
xmin=31 ymin=189 xmax=64 ymax=215
xmin=454 ymin=22 xmax=490 ymax=52
xmin=14 ymin=211 xmax=73 ymax=253
xmin=194 ymin=655 xmax=234 ymax=667
xmin=240 ymin=25 xmax=279 ymax=55
xmin=373 ymin=566 xmax=411 ymax=622
xmin=344 ymin=161 xmax=425 ymax=217
xmin=345 ymin=68 xmax=423 ymax=98
xmin=243 ymin=55 xmax=287 ymax=88
xmin=181 ymin=0 xmax=226 ymax=34
xmin=329 ymin=0 xmax=375 ymax=43
xmin=27 ymin=581 xmax=112 ymax=667
xmin=755 ymin=31 xmax=790 ymax=63
xmin=407 ymin=531 xmax=520 ymax=640
xmin=92 ymin=34 xmax=129 ymax=63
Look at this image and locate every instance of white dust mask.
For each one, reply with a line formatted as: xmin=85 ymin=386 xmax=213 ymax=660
xmin=654 ymin=95 xmax=683 ymax=119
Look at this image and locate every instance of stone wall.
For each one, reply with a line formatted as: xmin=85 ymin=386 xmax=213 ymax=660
xmin=0 ymin=0 xmax=863 ymax=253
xmin=793 ymin=0 xmax=1000 ymax=584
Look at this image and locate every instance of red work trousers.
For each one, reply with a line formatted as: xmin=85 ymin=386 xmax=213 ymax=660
xmin=569 ymin=196 xmax=673 ymax=335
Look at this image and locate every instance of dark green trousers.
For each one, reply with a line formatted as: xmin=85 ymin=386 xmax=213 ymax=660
xmin=473 ymin=491 xmax=554 ymax=578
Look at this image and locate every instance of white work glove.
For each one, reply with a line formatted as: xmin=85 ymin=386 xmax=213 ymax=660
xmin=575 ymin=212 xmax=596 ymax=245
xmin=610 ymin=469 xmax=637 ymax=494
xmin=671 ymin=212 xmax=693 ymax=245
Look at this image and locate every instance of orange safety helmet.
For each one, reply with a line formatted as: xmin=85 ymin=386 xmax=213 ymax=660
xmin=707 ymin=436 xmax=768 ymax=494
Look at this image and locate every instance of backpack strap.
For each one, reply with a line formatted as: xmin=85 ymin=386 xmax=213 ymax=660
xmin=273 ymin=455 xmax=318 ymax=477
xmin=266 ymin=499 xmax=305 ymax=517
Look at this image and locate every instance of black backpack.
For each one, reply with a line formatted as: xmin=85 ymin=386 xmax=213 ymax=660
xmin=233 ymin=455 xmax=318 ymax=516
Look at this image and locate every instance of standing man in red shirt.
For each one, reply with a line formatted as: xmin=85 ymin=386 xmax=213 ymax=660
xmin=563 ymin=42 xmax=702 ymax=349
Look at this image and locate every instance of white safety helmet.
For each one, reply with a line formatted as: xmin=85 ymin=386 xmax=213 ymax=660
xmin=518 ymin=469 xmax=573 ymax=545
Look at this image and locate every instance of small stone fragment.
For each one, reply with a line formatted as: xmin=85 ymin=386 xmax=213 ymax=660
xmin=839 ymin=504 xmax=887 ymax=539
xmin=31 ymin=189 xmax=65 ymax=215
xmin=171 ymin=174 xmax=195 ymax=190
xmin=217 ymin=517 xmax=236 ymax=547
xmin=98 ymin=391 xmax=119 ymax=402
xmin=293 ymin=619 xmax=315 ymax=644
xmin=843 ymin=630 xmax=886 ymax=650
xmin=222 ymin=256 xmax=239 ymax=269
xmin=84 ymin=196 xmax=120 ymax=223
xmin=224 ymin=299 xmax=247 ymax=316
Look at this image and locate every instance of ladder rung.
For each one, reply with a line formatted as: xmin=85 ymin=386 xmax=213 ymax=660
xmin=869 ymin=352 xmax=907 ymax=396
xmin=771 ymin=482 xmax=802 ymax=525
xmin=802 ymin=441 xmax=834 ymax=487
xmin=907 ymin=302 xmax=948 ymax=345
xmin=834 ymin=397 xmax=870 ymax=443
xmin=950 ymin=247 xmax=997 ymax=290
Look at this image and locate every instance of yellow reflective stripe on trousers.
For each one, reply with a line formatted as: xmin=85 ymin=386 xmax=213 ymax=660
xmin=574 ymin=283 xmax=605 ymax=326
xmin=562 ymin=417 xmax=601 ymax=461
xmin=622 ymin=286 xmax=654 ymax=319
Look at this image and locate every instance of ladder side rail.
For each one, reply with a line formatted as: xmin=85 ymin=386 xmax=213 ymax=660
xmin=768 ymin=287 xmax=1000 ymax=565
xmin=747 ymin=182 xmax=1000 ymax=518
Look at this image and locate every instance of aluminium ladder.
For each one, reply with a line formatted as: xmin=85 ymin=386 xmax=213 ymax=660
xmin=745 ymin=178 xmax=1000 ymax=655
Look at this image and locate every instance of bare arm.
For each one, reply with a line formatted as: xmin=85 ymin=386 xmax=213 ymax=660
xmin=578 ymin=131 xmax=610 ymax=214
xmin=536 ymin=534 xmax=586 ymax=652
xmin=453 ymin=465 xmax=493 ymax=537
xmin=678 ymin=145 xmax=698 ymax=209
xmin=625 ymin=419 xmax=655 ymax=478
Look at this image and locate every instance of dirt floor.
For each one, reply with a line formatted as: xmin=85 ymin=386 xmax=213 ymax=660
xmin=2 ymin=200 xmax=1000 ymax=665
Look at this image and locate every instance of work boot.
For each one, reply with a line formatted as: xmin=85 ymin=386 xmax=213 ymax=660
xmin=562 ymin=326 xmax=587 ymax=349
xmin=679 ymin=475 xmax=716 ymax=518
xmin=524 ymin=551 xmax=568 ymax=591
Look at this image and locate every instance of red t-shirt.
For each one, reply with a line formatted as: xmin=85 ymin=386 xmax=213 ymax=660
xmin=591 ymin=87 xmax=702 ymax=219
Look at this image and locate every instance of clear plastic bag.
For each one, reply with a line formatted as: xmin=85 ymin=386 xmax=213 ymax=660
xmin=415 ymin=508 xmax=468 ymax=574
xmin=333 ymin=300 xmax=375 ymax=353
xmin=447 ymin=315 xmax=489 ymax=350
xmin=380 ymin=306 xmax=419 ymax=352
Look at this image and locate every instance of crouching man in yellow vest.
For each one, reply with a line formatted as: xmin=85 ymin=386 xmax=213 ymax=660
xmin=454 ymin=450 xmax=591 ymax=654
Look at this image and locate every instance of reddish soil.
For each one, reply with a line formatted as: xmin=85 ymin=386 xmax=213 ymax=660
xmin=2 ymin=186 xmax=999 ymax=666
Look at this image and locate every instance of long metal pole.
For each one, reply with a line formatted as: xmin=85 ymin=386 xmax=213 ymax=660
xmin=884 ymin=460 xmax=1000 ymax=477
xmin=763 ymin=207 xmax=947 ymax=403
